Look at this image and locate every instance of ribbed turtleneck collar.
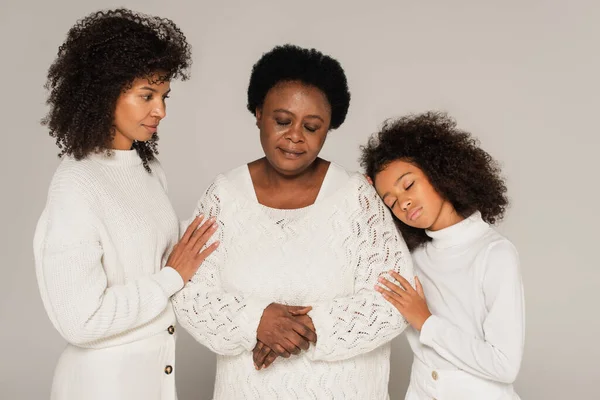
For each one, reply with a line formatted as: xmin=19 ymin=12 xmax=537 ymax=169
xmin=425 ymin=211 xmax=489 ymax=249
xmin=88 ymin=149 xmax=143 ymax=167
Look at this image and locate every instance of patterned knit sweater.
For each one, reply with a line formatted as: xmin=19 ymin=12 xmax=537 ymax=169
xmin=173 ymin=163 xmax=414 ymax=399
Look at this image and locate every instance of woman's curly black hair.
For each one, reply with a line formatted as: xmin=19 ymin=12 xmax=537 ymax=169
xmin=247 ymin=44 xmax=351 ymax=130
xmin=42 ymin=8 xmax=192 ymax=171
xmin=360 ymin=111 xmax=508 ymax=250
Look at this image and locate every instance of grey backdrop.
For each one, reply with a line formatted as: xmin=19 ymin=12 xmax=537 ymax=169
xmin=1 ymin=0 xmax=598 ymax=399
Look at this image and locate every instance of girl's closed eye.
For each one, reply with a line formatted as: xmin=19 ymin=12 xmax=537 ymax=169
xmin=304 ymin=124 xmax=319 ymax=132
xmin=276 ymin=119 xmax=291 ymax=126
xmin=405 ymin=181 xmax=414 ymax=190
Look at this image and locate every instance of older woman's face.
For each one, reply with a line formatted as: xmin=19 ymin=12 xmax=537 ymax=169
xmin=256 ymin=80 xmax=331 ymax=176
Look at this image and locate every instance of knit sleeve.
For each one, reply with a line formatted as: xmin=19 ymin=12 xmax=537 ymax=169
xmin=34 ymin=173 xmax=184 ymax=348
xmin=419 ymin=240 xmax=525 ymax=383
xmin=306 ymin=176 xmax=413 ymax=361
xmin=172 ymin=178 xmax=272 ymax=355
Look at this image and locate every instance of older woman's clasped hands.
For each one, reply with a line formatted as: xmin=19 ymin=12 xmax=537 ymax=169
xmin=253 ymin=304 xmax=317 ymax=369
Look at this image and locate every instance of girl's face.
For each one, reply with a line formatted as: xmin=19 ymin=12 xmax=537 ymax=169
xmin=374 ymin=159 xmax=459 ymax=231
xmin=112 ymin=74 xmax=171 ymax=150
xmin=255 ymin=80 xmax=331 ymax=177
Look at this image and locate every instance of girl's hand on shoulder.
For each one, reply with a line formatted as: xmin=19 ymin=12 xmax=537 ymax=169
xmin=375 ymin=272 xmax=431 ymax=331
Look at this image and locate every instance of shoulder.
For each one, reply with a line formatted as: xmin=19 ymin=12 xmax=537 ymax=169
xmin=40 ymin=158 xmax=105 ymax=223
xmin=223 ymin=164 xmax=251 ymax=186
xmin=478 ymin=229 xmax=520 ymax=279
xmin=482 ymin=229 xmax=519 ymax=262
xmin=327 ymin=165 xmax=397 ymax=228
xmin=195 ymin=165 xmax=248 ymax=208
xmin=317 ymin=163 xmax=388 ymax=221
xmin=320 ymin=162 xmax=377 ymax=199
xmin=337 ymin=166 xmax=383 ymax=209
xmin=47 ymin=157 xmax=103 ymax=203
xmin=53 ymin=156 xmax=99 ymax=181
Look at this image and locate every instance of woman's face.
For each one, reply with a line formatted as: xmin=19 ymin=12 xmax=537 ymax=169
xmin=374 ymin=159 xmax=452 ymax=231
xmin=112 ymin=74 xmax=171 ymax=150
xmin=256 ymin=80 xmax=331 ymax=176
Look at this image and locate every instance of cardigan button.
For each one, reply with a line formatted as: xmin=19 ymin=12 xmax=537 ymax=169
xmin=431 ymin=370 xmax=438 ymax=380
xmin=167 ymin=325 xmax=175 ymax=335
xmin=165 ymin=365 xmax=173 ymax=375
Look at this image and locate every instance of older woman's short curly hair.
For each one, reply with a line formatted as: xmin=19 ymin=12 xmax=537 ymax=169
xmin=246 ymin=44 xmax=351 ymax=130
xmin=42 ymin=8 xmax=192 ymax=171
xmin=361 ymin=111 xmax=508 ymax=250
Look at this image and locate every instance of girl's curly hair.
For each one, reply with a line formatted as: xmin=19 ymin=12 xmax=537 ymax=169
xmin=42 ymin=8 xmax=192 ymax=171
xmin=360 ymin=111 xmax=508 ymax=250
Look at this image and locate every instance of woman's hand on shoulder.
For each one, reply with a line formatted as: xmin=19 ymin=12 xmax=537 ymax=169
xmin=167 ymin=215 xmax=219 ymax=283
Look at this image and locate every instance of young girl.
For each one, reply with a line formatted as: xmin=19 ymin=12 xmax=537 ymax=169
xmin=362 ymin=112 xmax=524 ymax=399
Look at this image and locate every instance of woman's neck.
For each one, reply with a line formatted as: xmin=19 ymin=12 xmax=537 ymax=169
xmin=253 ymin=158 xmax=326 ymax=187
xmin=248 ymin=158 xmax=330 ymax=209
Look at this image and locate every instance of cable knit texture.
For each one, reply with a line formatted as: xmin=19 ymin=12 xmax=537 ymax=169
xmin=34 ymin=150 xmax=183 ymax=350
xmin=173 ymin=163 xmax=414 ymax=399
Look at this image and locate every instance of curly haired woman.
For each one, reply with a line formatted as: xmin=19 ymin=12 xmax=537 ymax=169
xmin=34 ymin=9 xmax=217 ymax=400
xmin=362 ymin=112 xmax=525 ymax=399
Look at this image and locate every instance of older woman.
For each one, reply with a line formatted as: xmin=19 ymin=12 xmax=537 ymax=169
xmin=173 ymin=44 xmax=414 ymax=399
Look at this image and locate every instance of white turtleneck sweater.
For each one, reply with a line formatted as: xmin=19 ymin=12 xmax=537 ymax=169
xmin=173 ymin=163 xmax=414 ymax=400
xmin=34 ymin=150 xmax=183 ymax=349
xmin=405 ymin=212 xmax=525 ymax=400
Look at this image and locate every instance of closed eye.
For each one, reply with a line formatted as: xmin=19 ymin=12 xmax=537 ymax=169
xmin=276 ymin=119 xmax=291 ymax=126
xmin=385 ymin=199 xmax=397 ymax=209
xmin=405 ymin=182 xmax=414 ymax=190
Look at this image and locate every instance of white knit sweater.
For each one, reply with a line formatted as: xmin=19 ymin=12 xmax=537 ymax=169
xmin=34 ymin=150 xmax=184 ymax=349
xmin=173 ymin=163 xmax=414 ymax=399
